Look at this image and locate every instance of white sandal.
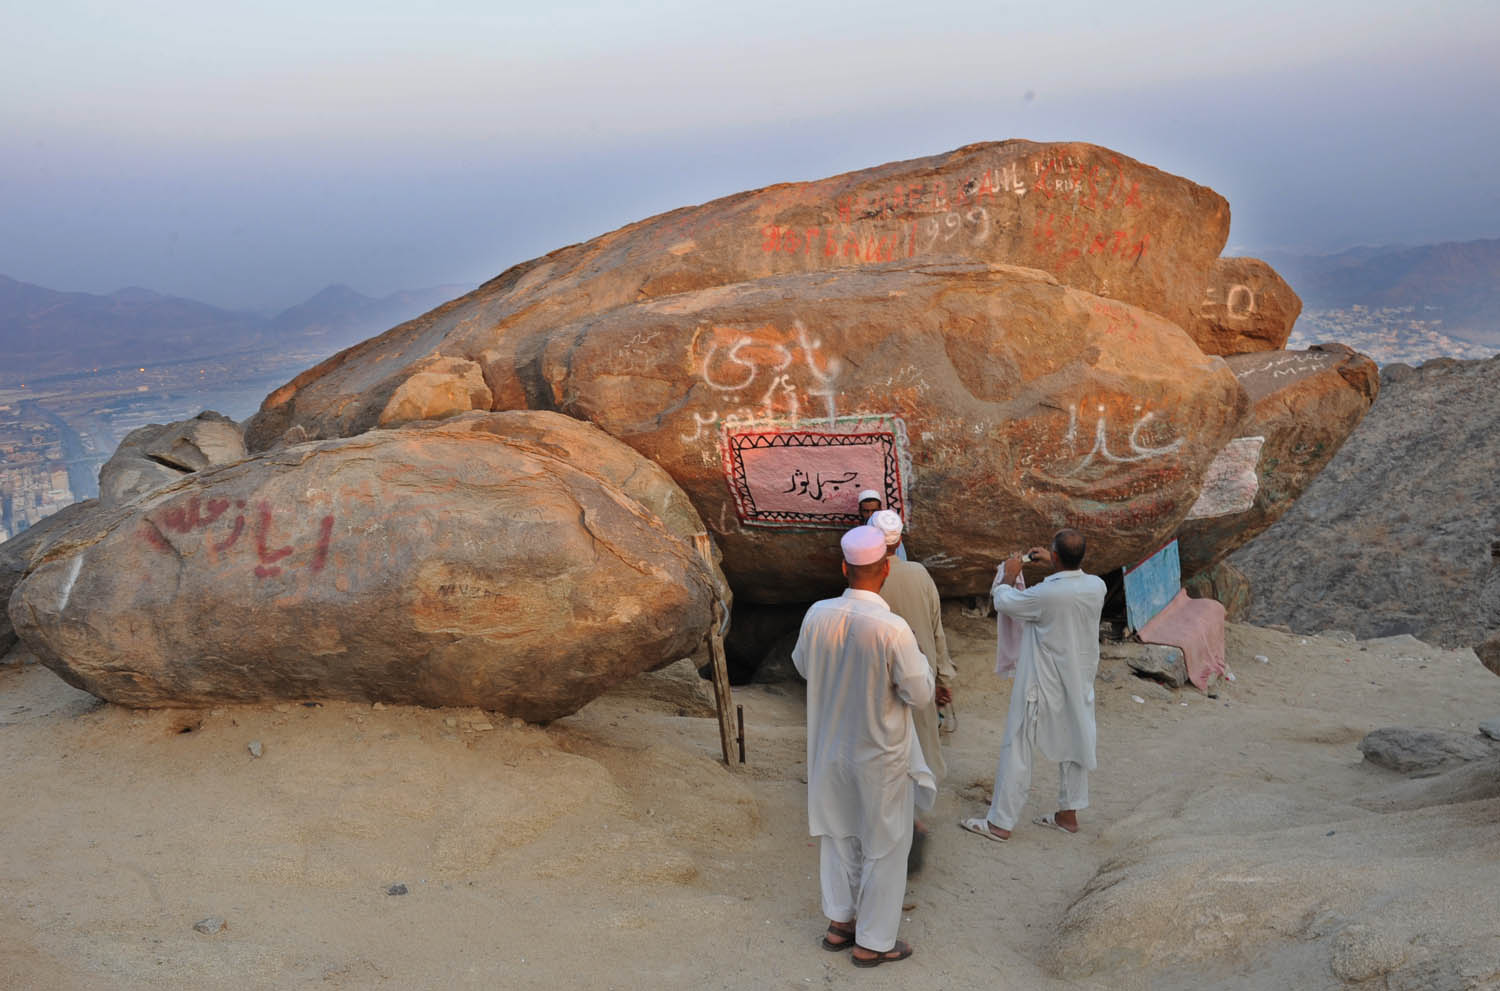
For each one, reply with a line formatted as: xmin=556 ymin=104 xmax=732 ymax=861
xmin=959 ymin=816 xmax=1007 ymax=842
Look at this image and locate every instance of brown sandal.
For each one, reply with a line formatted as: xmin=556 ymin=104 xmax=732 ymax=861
xmin=851 ymin=939 xmax=913 ymax=967
xmin=821 ymin=921 xmax=855 ymax=951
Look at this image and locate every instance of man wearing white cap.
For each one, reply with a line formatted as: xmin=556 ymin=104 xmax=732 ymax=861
xmin=867 ymin=509 xmax=955 ymax=789
xmin=792 ymin=525 xmax=935 ymax=967
xmin=856 ymin=490 xmax=906 ymax=560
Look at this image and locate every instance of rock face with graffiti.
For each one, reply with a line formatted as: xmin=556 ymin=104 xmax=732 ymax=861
xmin=8 ymin=138 xmax=1381 ymax=709
xmin=1177 ymin=344 xmax=1380 ymax=579
xmin=10 ymin=413 xmax=723 ymax=720
xmin=522 ymin=262 xmax=1245 ymax=601
xmin=244 ymin=139 xmax=1296 ymax=451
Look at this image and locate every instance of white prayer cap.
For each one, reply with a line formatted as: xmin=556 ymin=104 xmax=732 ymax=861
xmin=857 ymin=489 xmax=881 ymax=504
xmin=867 ymin=509 xmax=903 ymax=546
xmin=841 ymin=526 xmax=888 ymax=566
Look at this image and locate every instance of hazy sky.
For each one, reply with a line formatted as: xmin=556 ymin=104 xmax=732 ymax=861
xmin=3 ymin=0 xmax=1497 ymax=311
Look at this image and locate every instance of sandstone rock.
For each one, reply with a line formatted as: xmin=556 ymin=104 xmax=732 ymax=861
xmin=142 ymin=411 xmax=245 ymax=472
xmin=522 ymin=263 xmax=1245 ymax=602
xmin=1186 ymin=257 xmax=1301 ymax=356
xmin=1357 ymin=755 xmax=1500 ymax=812
xmin=0 ymin=500 xmax=100 ymax=654
xmin=1179 ymin=344 xmax=1379 ymax=580
xmin=1477 ymin=633 xmax=1500 ymax=678
xmin=1357 ymin=727 xmax=1497 ymax=775
xmin=10 ymin=412 xmax=721 ymax=721
xmin=376 ymin=356 xmax=493 ymax=427
xmin=1183 ymin=560 xmax=1252 ymax=621
xmin=1101 ymin=641 xmax=1186 ymax=688
xmin=98 ymin=423 xmax=187 ymax=507
xmin=99 ymin=412 xmax=246 ymax=507
xmin=1330 ymin=923 xmax=1408 ymax=983
xmin=246 ymin=140 xmax=1234 ymax=450
xmin=603 ymin=657 xmax=716 ymax=717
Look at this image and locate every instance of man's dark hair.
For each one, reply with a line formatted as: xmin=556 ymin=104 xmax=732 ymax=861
xmin=1052 ymin=528 xmax=1086 ymax=570
xmin=845 ymin=559 xmax=887 ymax=584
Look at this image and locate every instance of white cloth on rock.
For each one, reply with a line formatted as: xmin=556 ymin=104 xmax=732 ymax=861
xmin=994 ymin=570 xmax=1027 ymax=677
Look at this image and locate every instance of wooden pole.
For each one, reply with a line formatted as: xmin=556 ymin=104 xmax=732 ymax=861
xmin=736 ymin=704 xmax=746 ymax=764
xmin=709 ymin=599 xmax=735 ymax=765
xmin=695 ymin=534 xmax=737 ymax=766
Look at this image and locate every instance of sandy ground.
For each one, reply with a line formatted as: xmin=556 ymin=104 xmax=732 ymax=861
xmin=3 ymin=611 xmax=1498 ymax=990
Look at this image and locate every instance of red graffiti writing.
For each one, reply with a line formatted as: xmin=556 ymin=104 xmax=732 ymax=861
xmin=142 ymin=496 xmax=335 ymax=581
xmin=760 ymin=225 xmax=903 ymax=262
xmin=1091 ymin=301 xmax=1146 ymax=344
xmin=1033 ymin=212 xmax=1150 ymax=269
xmin=1031 ymin=156 xmax=1143 ymax=213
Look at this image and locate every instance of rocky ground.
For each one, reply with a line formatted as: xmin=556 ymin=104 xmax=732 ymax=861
xmin=1232 ymin=354 xmax=1500 ymax=654
xmin=3 ymin=609 xmax=1497 ymax=990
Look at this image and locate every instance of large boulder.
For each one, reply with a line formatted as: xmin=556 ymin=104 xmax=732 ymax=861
xmin=0 ymin=499 xmax=99 ymax=654
xmin=1231 ymin=355 xmax=1500 ymax=645
xmin=10 ymin=412 xmax=721 ymax=720
xmin=98 ymin=411 xmax=246 ymax=507
xmin=1185 ymin=257 xmax=1302 ymax=356
xmin=523 ymin=262 xmax=1245 ymax=602
xmin=1177 ymin=344 xmax=1378 ymax=580
xmin=1357 ymin=727 xmax=1498 ymax=775
xmin=1183 ymin=560 xmax=1252 ymax=621
xmin=245 ymin=140 xmax=1235 ymax=450
xmin=1478 ymin=633 xmax=1500 ymax=678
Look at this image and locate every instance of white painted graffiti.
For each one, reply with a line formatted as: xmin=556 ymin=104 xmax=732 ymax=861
xmin=1240 ymin=351 xmax=1332 ymax=381
xmin=683 ymin=321 xmax=842 ymax=441
xmin=1200 ymin=283 xmax=1257 ymax=323
xmin=919 ymin=551 xmax=963 ymax=571
xmin=1063 ymin=404 xmax=1185 ymax=476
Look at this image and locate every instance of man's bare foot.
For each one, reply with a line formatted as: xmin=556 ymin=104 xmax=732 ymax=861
xmin=1033 ymin=810 xmax=1080 ymax=833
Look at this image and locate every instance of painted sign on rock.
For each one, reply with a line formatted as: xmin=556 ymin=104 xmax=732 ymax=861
xmin=721 ymin=416 xmax=909 ymax=528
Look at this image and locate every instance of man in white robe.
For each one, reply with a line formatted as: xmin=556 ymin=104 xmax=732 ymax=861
xmin=792 ymin=525 xmax=934 ymax=967
xmin=962 ymin=529 xmax=1105 ymax=841
xmin=868 ymin=509 xmax=955 ymax=786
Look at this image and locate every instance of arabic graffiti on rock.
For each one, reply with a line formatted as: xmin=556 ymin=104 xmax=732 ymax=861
xmin=139 ymin=495 xmax=335 ymax=581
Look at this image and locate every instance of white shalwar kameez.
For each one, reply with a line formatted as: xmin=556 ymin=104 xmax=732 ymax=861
xmin=792 ymin=589 xmax=935 ymax=952
xmin=988 ymin=569 xmax=1106 ymax=830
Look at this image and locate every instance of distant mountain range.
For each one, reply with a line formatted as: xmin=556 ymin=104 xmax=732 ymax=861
xmin=1264 ymin=238 xmax=1500 ymax=345
xmin=0 ymin=276 xmax=472 ymax=385
xmin=4 ymin=238 xmax=1497 ymax=385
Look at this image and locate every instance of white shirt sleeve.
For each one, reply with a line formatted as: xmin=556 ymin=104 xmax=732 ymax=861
xmin=889 ymin=625 xmax=935 ymax=709
xmin=993 ymin=582 xmax=1046 ymax=622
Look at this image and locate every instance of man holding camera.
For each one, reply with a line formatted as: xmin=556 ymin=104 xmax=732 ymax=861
xmin=962 ymin=529 xmax=1105 ymax=841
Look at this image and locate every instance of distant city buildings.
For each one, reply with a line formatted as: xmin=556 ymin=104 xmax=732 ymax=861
xmin=0 ymin=403 xmax=79 ymax=540
xmin=1289 ymin=306 xmax=1499 ymax=366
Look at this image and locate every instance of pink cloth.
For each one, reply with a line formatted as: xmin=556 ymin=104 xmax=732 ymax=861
xmin=1138 ymin=589 xmax=1227 ymax=692
xmin=994 ymin=572 xmax=1026 ymax=677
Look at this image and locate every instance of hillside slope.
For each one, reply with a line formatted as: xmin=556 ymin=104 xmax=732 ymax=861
xmin=1231 ymin=355 xmax=1500 ymax=649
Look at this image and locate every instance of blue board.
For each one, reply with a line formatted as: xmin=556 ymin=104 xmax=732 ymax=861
xmin=1124 ymin=540 xmax=1180 ymax=632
